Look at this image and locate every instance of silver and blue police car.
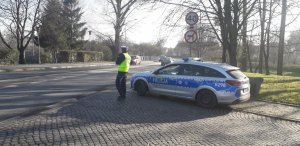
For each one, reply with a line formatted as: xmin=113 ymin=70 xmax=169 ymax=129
xmin=131 ymin=58 xmax=250 ymax=108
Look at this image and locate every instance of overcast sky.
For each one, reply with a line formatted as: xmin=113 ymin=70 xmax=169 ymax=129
xmin=79 ymin=0 xmax=184 ymax=48
xmin=78 ymin=0 xmax=300 ymax=48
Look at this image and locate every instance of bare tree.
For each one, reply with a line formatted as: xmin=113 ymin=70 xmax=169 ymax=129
xmin=105 ymin=0 xmax=139 ymax=61
xmin=240 ymin=0 xmax=248 ymax=71
xmin=0 ymin=0 xmax=42 ymax=64
xmin=158 ymin=0 xmax=258 ymax=66
xmin=258 ymin=0 xmax=266 ymax=73
xmin=264 ymin=0 xmax=278 ymax=75
xmin=277 ymin=0 xmax=287 ymax=75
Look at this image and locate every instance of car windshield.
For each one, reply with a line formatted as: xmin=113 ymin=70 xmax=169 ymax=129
xmin=227 ymin=70 xmax=246 ymax=79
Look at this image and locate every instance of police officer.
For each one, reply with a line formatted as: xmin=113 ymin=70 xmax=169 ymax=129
xmin=115 ymin=46 xmax=131 ymax=100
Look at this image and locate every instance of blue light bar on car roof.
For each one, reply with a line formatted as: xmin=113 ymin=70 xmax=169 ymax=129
xmin=182 ymin=57 xmax=189 ymax=62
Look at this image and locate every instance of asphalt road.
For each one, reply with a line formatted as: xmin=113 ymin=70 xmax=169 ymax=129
xmin=0 ymin=62 xmax=160 ymax=121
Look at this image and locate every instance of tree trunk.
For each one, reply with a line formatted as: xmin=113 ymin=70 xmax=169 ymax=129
xmin=264 ymin=0 xmax=273 ymax=75
xmin=113 ymin=27 xmax=121 ymax=61
xmin=241 ymin=0 xmax=248 ymax=71
xmin=229 ymin=36 xmax=238 ymax=66
xmin=223 ymin=0 xmax=231 ymax=64
xmin=247 ymin=42 xmax=253 ymax=72
xmin=18 ymin=48 xmax=25 ymax=64
xmin=277 ymin=0 xmax=287 ymax=75
xmin=259 ymin=0 xmax=266 ymax=74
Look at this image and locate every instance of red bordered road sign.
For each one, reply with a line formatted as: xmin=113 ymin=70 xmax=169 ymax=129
xmin=185 ymin=12 xmax=199 ymax=26
xmin=184 ymin=30 xmax=197 ymax=43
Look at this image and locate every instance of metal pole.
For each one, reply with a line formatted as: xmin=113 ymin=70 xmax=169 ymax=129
xmin=189 ymin=43 xmax=192 ymax=57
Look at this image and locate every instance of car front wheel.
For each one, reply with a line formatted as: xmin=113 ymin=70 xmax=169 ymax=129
xmin=196 ymin=90 xmax=217 ymax=108
xmin=135 ymin=80 xmax=148 ymax=96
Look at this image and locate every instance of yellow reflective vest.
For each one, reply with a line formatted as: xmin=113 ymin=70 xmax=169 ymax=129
xmin=118 ymin=53 xmax=131 ymax=72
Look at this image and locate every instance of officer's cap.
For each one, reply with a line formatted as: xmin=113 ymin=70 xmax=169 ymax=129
xmin=121 ymin=46 xmax=128 ymax=52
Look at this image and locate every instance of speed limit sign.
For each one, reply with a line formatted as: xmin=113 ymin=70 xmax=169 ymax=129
xmin=185 ymin=12 xmax=199 ymax=25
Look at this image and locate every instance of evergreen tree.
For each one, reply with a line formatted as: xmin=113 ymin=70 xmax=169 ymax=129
xmin=38 ymin=0 xmax=66 ymax=62
xmin=62 ymin=0 xmax=87 ymax=50
xmin=39 ymin=0 xmax=66 ymax=51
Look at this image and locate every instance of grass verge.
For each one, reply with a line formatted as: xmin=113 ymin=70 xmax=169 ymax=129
xmin=245 ymin=72 xmax=300 ymax=105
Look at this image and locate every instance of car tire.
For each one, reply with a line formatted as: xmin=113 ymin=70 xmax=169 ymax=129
xmin=196 ymin=90 xmax=217 ymax=108
xmin=135 ymin=80 xmax=148 ymax=96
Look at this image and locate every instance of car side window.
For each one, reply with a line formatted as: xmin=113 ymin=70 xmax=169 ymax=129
xmin=157 ymin=64 xmax=181 ymax=75
xmin=179 ymin=65 xmax=198 ymax=76
xmin=203 ymin=67 xmax=225 ymax=78
xmin=180 ymin=65 xmax=225 ymax=78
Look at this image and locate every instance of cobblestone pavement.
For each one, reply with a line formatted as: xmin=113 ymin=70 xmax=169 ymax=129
xmin=0 ymin=89 xmax=300 ymax=145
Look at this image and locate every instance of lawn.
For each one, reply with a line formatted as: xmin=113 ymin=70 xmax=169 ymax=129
xmin=245 ymin=66 xmax=300 ymax=105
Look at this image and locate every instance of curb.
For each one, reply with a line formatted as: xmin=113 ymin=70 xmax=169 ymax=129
xmin=233 ymin=107 xmax=300 ymax=123
xmin=231 ymin=100 xmax=300 ymax=123
xmin=0 ymin=63 xmax=115 ymax=73
xmin=256 ymin=99 xmax=300 ymax=108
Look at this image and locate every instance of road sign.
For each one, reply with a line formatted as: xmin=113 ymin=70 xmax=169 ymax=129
xmin=184 ymin=30 xmax=197 ymax=43
xmin=185 ymin=12 xmax=199 ymax=26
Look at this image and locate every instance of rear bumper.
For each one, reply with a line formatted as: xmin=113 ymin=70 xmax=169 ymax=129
xmin=217 ymin=92 xmax=251 ymax=104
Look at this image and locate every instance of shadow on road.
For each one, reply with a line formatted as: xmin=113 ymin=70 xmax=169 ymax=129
xmin=54 ymin=89 xmax=232 ymax=124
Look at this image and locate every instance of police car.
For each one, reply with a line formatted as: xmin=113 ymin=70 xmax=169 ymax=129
xmin=130 ymin=58 xmax=250 ymax=108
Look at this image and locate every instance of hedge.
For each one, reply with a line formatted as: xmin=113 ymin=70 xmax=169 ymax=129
xmin=58 ymin=50 xmax=103 ymax=63
xmin=0 ymin=49 xmax=103 ymax=64
xmin=0 ymin=49 xmax=19 ymax=64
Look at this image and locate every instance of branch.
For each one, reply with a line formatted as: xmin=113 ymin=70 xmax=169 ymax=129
xmin=159 ymin=0 xmax=216 ymax=15
xmin=120 ymin=0 xmax=137 ymax=23
xmin=0 ymin=31 xmax=13 ymax=50
xmin=201 ymin=0 xmax=222 ymax=43
xmin=237 ymin=0 xmax=259 ymax=31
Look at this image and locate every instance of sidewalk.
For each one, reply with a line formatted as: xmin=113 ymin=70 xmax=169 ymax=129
xmin=230 ymin=100 xmax=300 ymax=122
xmin=0 ymin=61 xmax=115 ymax=72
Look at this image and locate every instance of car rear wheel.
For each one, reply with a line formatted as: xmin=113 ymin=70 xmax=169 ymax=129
xmin=135 ymin=80 xmax=148 ymax=96
xmin=196 ymin=90 xmax=217 ymax=108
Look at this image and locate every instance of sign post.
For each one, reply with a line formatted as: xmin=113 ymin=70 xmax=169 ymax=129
xmin=185 ymin=12 xmax=198 ymax=57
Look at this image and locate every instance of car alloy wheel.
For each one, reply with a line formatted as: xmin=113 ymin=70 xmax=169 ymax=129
xmin=196 ymin=90 xmax=217 ymax=108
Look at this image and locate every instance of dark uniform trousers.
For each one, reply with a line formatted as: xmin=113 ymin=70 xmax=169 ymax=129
xmin=116 ymin=71 xmax=127 ymax=97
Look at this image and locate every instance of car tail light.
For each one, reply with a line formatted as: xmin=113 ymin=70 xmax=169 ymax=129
xmin=226 ymin=80 xmax=241 ymax=86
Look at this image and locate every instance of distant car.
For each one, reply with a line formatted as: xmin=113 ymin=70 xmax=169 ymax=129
xmin=131 ymin=58 xmax=250 ymax=108
xmin=131 ymin=55 xmax=142 ymax=65
xmin=159 ymin=56 xmax=174 ymax=66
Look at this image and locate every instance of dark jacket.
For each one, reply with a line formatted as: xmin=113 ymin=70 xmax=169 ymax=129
xmin=116 ymin=53 xmax=125 ymax=65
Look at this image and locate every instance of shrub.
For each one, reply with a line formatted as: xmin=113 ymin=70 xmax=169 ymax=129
xmin=58 ymin=50 xmax=103 ymax=63
xmin=41 ymin=52 xmax=53 ymax=63
xmin=77 ymin=51 xmax=84 ymax=62
xmin=58 ymin=50 xmax=77 ymax=63
xmin=0 ymin=49 xmax=19 ymax=64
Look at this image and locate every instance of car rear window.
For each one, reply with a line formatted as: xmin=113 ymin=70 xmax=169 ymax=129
xmin=227 ymin=70 xmax=246 ymax=79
